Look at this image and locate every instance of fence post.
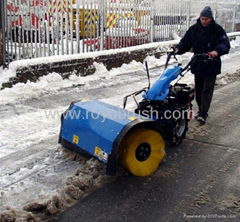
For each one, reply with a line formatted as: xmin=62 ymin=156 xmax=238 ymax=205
xmin=99 ymin=0 xmax=105 ymax=51
xmin=150 ymin=0 xmax=154 ymax=43
xmin=232 ymin=1 xmax=236 ymax=32
xmin=214 ymin=0 xmax=218 ymax=21
xmin=0 ymin=0 xmax=5 ymax=66
xmin=186 ymin=0 xmax=191 ymax=30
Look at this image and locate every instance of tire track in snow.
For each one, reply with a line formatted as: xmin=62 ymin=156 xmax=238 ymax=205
xmin=1 ymin=51 xmax=240 ymax=220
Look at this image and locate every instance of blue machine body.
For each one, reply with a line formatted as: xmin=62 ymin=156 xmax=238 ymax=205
xmin=59 ymin=64 xmax=183 ymax=175
xmin=143 ymin=65 xmax=181 ymax=101
xmin=59 ymin=100 xmax=150 ymax=165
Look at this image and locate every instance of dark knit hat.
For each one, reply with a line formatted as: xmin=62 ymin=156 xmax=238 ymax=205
xmin=200 ymin=6 xmax=213 ymax=18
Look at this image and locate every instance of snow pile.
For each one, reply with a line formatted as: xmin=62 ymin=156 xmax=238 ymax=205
xmin=0 ymin=32 xmax=240 ymax=222
xmin=230 ymin=36 xmax=240 ymax=49
xmin=217 ymin=68 xmax=240 ymax=86
xmin=0 ymin=153 xmax=112 ymax=222
xmin=0 ymin=58 xmax=156 ymax=105
xmin=0 ymin=66 xmax=18 ymax=86
xmin=108 ymin=60 xmax=144 ymax=76
xmin=0 ymin=33 xmax=239 ymax=106
xmin=0 ymin=208 xmax=36 ymax=222
xmin=0 ymin=43 xmax=238 ymax=106
xmin=144 ymin=55 xmax=167 ymax=68
xmin=0 ymin=39 xmax=179 ymax=86
xmin=0 ymin=72 xmax=99 ymax=105
xmin=0 ymin=32 xmax=239 ymax=87
xmin=0 ymin=106 xmax=62 ymax=158
xmin=0 ymin=52 xmax=192 ymax=106
xmin=221 ymin=36 xmax=240 ymax=62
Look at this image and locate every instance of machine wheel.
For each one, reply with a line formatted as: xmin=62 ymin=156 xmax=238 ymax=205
xmin=170 ymin=118 xmax=188 ymax=146
xmin=120 ymin=128 xmax=165 ymax=176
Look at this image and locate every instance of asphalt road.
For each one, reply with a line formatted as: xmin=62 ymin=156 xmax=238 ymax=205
xmin=54 ymin=80 xmax=240 ymax=222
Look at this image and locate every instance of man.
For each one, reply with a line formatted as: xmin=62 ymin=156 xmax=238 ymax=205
xmin=175 ymin=6 xmax=230 ymax=124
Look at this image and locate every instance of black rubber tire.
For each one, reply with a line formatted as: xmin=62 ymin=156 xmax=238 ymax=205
xmin=170 ymin=118 xmax=188 ymax=146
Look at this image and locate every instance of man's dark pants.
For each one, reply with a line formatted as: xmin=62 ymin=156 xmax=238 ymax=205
xmin=194 ymin=74 xmax=216 ymax=117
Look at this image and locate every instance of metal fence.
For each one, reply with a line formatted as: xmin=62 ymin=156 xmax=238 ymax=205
xmin=1 ymin=0 xmax=240 ymax=65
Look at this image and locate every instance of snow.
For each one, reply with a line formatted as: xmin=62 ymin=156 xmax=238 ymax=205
xmin=0 ymin=39 xmax=178 ymax=86
xmin=1 ymin=32 xmax=239 ymax=87
xmin=0 ymin=67 xmax=18 ymax=87
xmin=1 ymin=36 xmax=239 ymax=105
xmin=0 ymin=106 xmax=60 ymax=158
xmin=0 ymin=59 xmax=157 ymax=105
xmin=0 ymin=73 xmax=95 ymax=105
xmin=0 ymin=35 xmax=240 ymax=154
xmin=229 ymin=35 xmax=240 ymax=49
xmin=0 ymin=33 xmax=240 ymax=220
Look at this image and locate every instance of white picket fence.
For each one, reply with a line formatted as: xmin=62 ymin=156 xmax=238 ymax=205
xmin=1 ymin=0 xmax=239 ymax=64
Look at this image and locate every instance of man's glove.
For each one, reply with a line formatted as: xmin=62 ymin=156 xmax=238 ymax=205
xmin=208 ymin=51 xmax=218 ymax=57
xmin=171 ymin=46 xmax=179 ymax=54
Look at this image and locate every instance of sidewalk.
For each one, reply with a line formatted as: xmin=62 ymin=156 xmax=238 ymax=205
xmin=54 ymin=81 xmax=240 ymax=222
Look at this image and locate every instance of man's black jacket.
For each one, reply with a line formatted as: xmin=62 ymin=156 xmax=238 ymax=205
xmin=176 ymin=18 xmax=230 ymax=76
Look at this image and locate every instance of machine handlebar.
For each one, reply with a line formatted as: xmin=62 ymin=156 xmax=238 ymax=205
xmin=181 ymin=53 xmax=217 ymax=72
xmin=164 ymin=47 xmax=178 ymax=69
xmin=165 ymin=51 xmax=217 ymax=72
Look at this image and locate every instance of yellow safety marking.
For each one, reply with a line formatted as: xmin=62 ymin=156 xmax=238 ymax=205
xmin=94 ymin=146 xmax=108 ymax=161
xmin=106 ymin=13 xmax=120 ymax=28
xmin=94 ymin=146 xmax=102 ymax=156
xmin=49 ymin=0 xmax=69 ymax=14
xmin=128 ymin=116 xmax=136 ymax=121
xmin=81 ymin=98 xmax=90 ymax=102
xmin=83 ymin=10 xmax=98 ymax=36
xmin=72 ymin=135 xmax=79 ymax=144
xmin=84 ymin=10 xmax=98 ymax=23
xmin=106 ymin=12 xmax=134 ymax=29
xmin=122 ymin=12 xmax=133 ymax=19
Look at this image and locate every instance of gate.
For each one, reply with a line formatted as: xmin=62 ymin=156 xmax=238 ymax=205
xmin=0 ymin=0 xmax=239 ymax=66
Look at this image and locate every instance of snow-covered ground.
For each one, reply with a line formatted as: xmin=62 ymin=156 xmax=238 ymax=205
xmin=0 ymin=36 xmax=240 ymax=221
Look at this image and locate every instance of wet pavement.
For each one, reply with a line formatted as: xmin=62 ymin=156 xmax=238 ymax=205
xmin=55 ymin=81 xmax=240 ymax=222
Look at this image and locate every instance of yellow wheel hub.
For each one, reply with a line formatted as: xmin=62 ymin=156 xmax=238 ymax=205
xmin=120 ymin=128 xmax=165 ymax=176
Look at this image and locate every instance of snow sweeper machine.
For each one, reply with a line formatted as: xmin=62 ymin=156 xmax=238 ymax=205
xmin=58 ymin=51 xmax=208 ymax=177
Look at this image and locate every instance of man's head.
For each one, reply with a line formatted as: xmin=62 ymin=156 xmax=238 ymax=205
xmin=200 ymin=6 xmax=213 ymax=27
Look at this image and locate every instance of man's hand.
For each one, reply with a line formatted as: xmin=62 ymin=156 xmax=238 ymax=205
xmin=170 ymin=46 xmax=178 ymax=54
xmin=174 ymin=47 xmax=179 ymax=54
xmin=208 ymin=51 xmax=218 ymax=57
